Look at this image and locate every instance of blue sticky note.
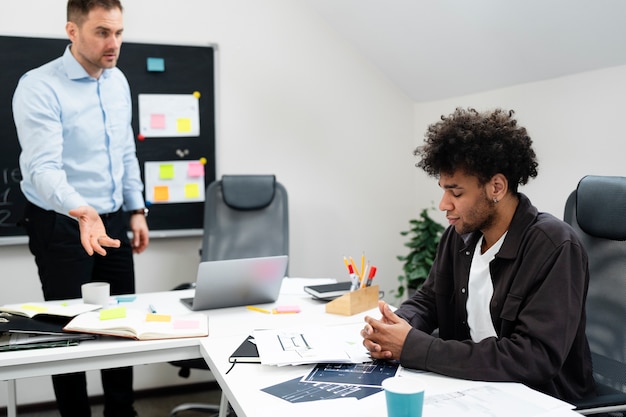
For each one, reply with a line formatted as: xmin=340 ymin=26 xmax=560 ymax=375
xmin=147 ymin=57 xmax=165 ymax=72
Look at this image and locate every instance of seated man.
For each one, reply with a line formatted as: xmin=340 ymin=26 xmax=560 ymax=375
xmin=362 ymin=107 xmax=595 ymax=402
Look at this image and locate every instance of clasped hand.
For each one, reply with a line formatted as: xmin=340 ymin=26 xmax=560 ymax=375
xmin=362 ymin=300 xmax=412 ymax=360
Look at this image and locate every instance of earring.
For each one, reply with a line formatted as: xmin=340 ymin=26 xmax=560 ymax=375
xmin=493 ymin=197 xmax=498 ymax=203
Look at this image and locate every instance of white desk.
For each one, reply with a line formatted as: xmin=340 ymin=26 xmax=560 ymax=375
xmin=0 ymin=280 xmax=582 ymax=417
xmin=0 ymin=289 xmax=204 ymax=417
xmin=199 ymin=279 xmax=582 ymax=417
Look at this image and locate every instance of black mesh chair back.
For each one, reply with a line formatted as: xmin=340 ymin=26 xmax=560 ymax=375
xmin=170 ymin=174 xmax=289 ymax=416
xmin=563 ymin=175 xmax=626 ymax=416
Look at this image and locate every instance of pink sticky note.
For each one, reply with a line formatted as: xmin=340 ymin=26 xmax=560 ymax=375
xmin=150 ymin=114 xmax=166 ymax=129
xmin=173 ymin=319 xmax=200 ymax=329
xmin=187 ymin=161 xmax=204 ymax=178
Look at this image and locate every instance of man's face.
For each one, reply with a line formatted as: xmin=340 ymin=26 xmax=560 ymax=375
xmin=438 ymin=170 xmax=496 ymax=235
xmin=66 ymin=6 xmax=124 ymax=78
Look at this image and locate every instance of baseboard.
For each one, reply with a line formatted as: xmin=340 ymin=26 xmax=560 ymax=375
xmin=0 ymin=381 xmax=220 ymax=414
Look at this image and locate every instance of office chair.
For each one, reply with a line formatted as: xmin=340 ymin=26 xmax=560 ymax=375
xmin=563 ymin=175 xmax=626 ymax=416
xmin=169 ymin=174 xmax=289 ymax=417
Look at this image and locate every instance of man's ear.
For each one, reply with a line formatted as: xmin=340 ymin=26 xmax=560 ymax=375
xmin=490 ymin=173 xmax=508 ymax=201
xmin=66 ymin=21 xmax=77 ymax=42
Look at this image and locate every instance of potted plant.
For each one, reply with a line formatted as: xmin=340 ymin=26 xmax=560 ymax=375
xmin=395 ymin=207 xmax=445 ymax=298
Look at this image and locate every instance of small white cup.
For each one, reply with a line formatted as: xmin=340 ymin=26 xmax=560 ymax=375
xmin=81 ymin=282 xmax=110 ymax=306
xmin=382 ymin=377 xmax=425 ymax=417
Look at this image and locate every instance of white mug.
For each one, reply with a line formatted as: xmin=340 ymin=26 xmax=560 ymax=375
xmin=81 ymin=282 xmax=110 ymax=306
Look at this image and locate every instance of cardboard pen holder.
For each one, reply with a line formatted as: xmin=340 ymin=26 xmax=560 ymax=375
xmin=325 ymin=285 xmax=379 ymax=316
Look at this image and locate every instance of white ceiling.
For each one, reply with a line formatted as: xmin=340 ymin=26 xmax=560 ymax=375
xmin=302 ymin=0 xmax=626 ymax=102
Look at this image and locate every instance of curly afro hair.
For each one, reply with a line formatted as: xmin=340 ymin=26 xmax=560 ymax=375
xmin=415 ymin=107 xmax=538 ymax=193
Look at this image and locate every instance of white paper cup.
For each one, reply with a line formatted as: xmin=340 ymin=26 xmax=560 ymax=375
xmin=382 ymin=377 xmax=425 ymax=417
xmin=81 ymin=282 xmax=110 ymax=306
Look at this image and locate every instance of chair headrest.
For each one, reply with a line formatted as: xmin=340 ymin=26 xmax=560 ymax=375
xmin=576 ymin=175 xmax=626 ymax=241
xmin=221 ymin=175 xmax=276 ymax=210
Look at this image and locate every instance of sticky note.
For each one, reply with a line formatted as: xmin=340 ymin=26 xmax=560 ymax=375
xmin=146 ymin=313 xmax=171 ymax=322
xmin=184 ymin=183 xmax=200 ymax=198
xmin=100 ymin=306 xmax=126 ymax=320
xmin=187 ymin=161 xmax=204 ymax=177
xmin=21 ymin=304 xmax=48 ymax=313
xmin=177 ymin=118 xmax=192 ymax=133
xmin=146 ymin=57 xmax=165 ymax=72
xmin=273 ymin=306 xmax=301 ymax=314
xmin=150 ymin=114 xmax=166 ymax=129
xmin=116 ymin=295 xmax=137 ymax=303
xmin=159 ymin=164 xmax=175 ymax=179
xmin=153 ymin=186 xmax=169 ymax=201
xmin=173 ymin=319 xmax=200 ymax=329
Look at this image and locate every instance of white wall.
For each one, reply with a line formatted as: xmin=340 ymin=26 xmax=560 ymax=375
xmin=413 ymin=65 xmax=626 ymax=219
xmin=0 ymin=0 xmax=416 ymax=407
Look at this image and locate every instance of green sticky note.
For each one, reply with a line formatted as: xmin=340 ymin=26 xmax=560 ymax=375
xmin=100 ymin=306 xmax=126 ymax=320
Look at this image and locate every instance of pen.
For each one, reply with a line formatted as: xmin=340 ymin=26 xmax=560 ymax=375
xmin=366 ymin=266 xmax=377 ymax=287
xmin=148 ymin=304 xmax=157 ymax=314
xmin=348 ymin=264 xmax=360 ymax=291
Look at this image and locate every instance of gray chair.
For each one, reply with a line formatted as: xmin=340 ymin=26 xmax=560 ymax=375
xmin=563 ymin=175 xmax=626 ymax=416
xmin=170 ymin=174 xmax=289 ymax=417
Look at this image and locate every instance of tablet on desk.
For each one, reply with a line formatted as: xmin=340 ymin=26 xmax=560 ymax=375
xmin=303 ymin=281 xmax=352 ymax=301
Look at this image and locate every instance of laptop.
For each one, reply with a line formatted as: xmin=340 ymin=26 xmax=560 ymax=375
xmin=180 ymin=255 xmax=289 ymax=311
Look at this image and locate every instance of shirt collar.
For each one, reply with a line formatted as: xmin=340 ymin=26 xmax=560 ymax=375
xmin=62 ymin=44 xmax=112 ymax=81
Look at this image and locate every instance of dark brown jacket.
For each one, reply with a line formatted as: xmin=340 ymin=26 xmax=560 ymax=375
xmin=396 ymin=193 xmax=595 ymax=401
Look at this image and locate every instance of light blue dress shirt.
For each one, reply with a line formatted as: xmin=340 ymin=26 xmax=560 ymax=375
xmin=13 ymin=45 xmax=144 ymax=216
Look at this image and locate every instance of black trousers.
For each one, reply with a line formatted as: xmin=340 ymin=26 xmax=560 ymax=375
xmin=23 ymin=203 xmax=137 ymax=417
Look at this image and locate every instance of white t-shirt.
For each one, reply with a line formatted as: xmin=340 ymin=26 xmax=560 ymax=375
xmin=466 ymin=232 xmax=507 ymax=342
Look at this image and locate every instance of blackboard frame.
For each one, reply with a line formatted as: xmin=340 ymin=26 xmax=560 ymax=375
xmin=0 ymin=35 xmax=217 ymax=245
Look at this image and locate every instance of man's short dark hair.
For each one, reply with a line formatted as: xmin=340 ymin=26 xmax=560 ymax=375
xmin=67 ymin=0 xmax=123 ymax=25
xmin=415 ymin=107 xmax=538 ymax=193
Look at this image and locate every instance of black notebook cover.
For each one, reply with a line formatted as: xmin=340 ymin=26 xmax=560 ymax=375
xmin=303 ymin=281 xmax=352 ymax=301
xmin=228 ymin=335 xmax=260 ymax=363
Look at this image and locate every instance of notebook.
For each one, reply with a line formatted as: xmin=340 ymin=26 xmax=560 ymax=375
xmin=180 ymin=255 xmax=289 ymax=311
xmin=228 ymin=335 xmax=260 ymax=363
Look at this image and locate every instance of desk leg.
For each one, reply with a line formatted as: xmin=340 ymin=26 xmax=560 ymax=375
xmin=7 ymin=379 xmax=17 ymax=417
xmin=218 ymin=391 xmax=229 ymax=417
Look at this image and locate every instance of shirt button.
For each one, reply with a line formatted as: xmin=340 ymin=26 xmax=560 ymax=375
xmin=461 ymin=288 xmax=466 ymax=294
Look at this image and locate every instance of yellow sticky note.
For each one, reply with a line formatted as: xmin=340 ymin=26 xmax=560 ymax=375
xmin=20 ymin=304 xmax=48 ymax=313
xmin=159 ymin=164 xmax=175 ymax=179
xmin=177 ymin=118 xmax=192 ymax=133
xmin=100 ymin=306 xmax=126 ymax=320
xmin=146 ymin=313 xmax=171 ymax=322
xmin=184 ymin=183 xmax=200 ymax=198
xmin=154 ymin=186 xmax=169 ymax=201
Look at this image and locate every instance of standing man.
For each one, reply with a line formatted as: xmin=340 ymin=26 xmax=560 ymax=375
xmin=361 ymin=108 xmax=595 ymax=402
xmin=12 ymin=1 xmax=148 ymax=416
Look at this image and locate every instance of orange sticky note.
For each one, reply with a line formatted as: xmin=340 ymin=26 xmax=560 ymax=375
xmin=153 ymin=186 xmax=169 ymax=201
xmin=146 ymin=313 xmax=171 ymax=322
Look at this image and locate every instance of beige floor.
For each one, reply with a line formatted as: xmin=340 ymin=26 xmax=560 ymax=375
xmin=13 ymin=383 xmax=224 ymax=417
